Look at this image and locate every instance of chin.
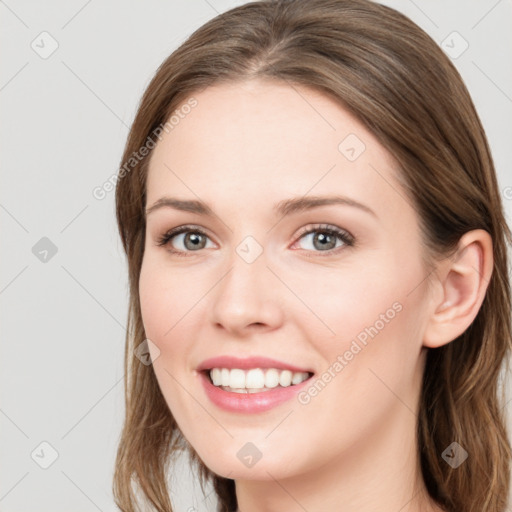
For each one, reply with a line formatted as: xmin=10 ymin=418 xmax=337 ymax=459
xmin=191 ymin=442 xmax=300 ymax=481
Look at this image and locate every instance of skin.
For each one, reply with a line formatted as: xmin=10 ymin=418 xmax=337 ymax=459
xmin=139 ymin=79 xmax=493 ymax=512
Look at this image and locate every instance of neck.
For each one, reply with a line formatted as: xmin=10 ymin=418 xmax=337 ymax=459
xmin=234 ymin=395 xmax=442 ymax=512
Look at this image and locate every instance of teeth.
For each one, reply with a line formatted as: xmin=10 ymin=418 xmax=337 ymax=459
xmin=292 ymin=371 xmax=307 ymax=385
xmin=211 ymin=368 xmax=222 ymax=386
xmin=230 ymin=369 xmax=246 ymax=389
xmin=208 ymin=367 xmax=311 ymax=392
xmin=246 ymin=368 xmax=265 ymax=388
xmin=265 ymin=368 xmax=280 ymax=388
xmin=279 ymin=370 xmax=292 ymax=387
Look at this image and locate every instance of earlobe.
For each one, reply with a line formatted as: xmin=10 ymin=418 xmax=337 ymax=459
xmin=423 ymin=230 xmax=493 ymax=349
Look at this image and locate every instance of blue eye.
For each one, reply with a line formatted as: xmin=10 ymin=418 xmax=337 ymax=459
xmin=293 ymin=224 xmax=354 ymax=255
xmin=157 ymin=225 xmax=213 ymax=256
xmin=156 ymin=223 xmax=354 ymax=257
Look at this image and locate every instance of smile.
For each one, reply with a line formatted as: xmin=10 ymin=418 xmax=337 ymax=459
xmin=207 ymin=367 xmax=312 ymax=393
xmin=196 ymin=356 xmax=315 ymax=413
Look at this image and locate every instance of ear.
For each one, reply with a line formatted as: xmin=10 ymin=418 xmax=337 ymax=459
xmin=422 ymin=229 xmax=493 ymax=349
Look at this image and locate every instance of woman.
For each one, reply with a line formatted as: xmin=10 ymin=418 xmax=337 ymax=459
xmin=113 ymin=1 xmax=512 ymax=511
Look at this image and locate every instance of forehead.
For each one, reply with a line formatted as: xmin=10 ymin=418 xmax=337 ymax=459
xmin=146 ymin=79 xmax=409 ymax=221
xmin=150 ymin=79 xmax=388 ymax=165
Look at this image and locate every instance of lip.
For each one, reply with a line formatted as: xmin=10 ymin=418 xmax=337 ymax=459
xmin=196 ymin=355 xmax=313 ymax=373
xmin=198 ymin=370 xmax=314 ymax=413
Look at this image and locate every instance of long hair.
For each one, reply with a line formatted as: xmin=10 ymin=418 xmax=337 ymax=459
xmin=113 ymin=1 xmax=512 ymax=510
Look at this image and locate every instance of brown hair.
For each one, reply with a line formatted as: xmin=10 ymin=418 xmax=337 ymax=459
xmin=113 ymin=1 xmax=512 ymax=510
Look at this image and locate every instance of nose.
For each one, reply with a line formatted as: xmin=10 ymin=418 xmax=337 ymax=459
xmin=209 ymin=247 xmax=285 ymax=337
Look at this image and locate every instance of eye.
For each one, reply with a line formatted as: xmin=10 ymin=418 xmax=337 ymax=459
xmin=292 ymin=224 xmax=354 ymax=255
xmin=156 ymin=225 xmax=214 ymax=256
xmin=156 ymin=223 xmax=355 ymax=257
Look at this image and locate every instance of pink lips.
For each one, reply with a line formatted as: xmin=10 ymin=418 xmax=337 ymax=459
xmin=196 ymin=355 xmax=314 ymax=414
xmin=196 ymin=355 xmax=312 ymax=373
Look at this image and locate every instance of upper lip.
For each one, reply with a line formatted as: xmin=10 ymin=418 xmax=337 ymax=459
xmin=197 ymin=356 xmax=314 ymax=374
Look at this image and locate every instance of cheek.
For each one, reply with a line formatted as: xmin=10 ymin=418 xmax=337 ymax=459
xmin=138 ymin=256 xmax=205 ymax=341
xmin=287 ymin=264 xmax=426 ymax=451
xmin=287 ymin=251 xmax=427 ymax=380
xmin=139 ymin=263 xmax=170 ymax=341
xmin=285 ymin=259 xmax=400 ymax=347
xmin=138 ymin=258 xmax=202 ymax=419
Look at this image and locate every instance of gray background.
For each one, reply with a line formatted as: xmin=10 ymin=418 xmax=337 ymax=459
xmin=1 ymin=1 xmax=511 ymax=511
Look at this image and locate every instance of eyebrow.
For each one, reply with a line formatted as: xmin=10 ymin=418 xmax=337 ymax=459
xmin=145 ymin=194 xmax=377 ymax=218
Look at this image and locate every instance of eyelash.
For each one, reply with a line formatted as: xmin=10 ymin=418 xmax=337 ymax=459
xmin=156 ymin=223 xmax=355 ymax=257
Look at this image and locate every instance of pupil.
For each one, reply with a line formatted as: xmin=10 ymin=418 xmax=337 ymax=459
xmin=185 ymin=233 xmax=205 ymax=250
xmin=315 ymin=232 xmax=335 ymax=250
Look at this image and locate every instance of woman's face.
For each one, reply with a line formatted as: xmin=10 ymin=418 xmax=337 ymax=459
xmin=140 ymin=79 xmax=434 ymax=481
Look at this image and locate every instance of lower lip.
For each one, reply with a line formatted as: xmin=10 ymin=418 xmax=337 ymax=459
xmin=199 ymin=371 xmax=314 ymax=413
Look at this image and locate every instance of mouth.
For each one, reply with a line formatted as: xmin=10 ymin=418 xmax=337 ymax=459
xmin=196 ymin=355 xmax=315 ymax=412
xmin=202 ymin=367 xmax=315 ymax=394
